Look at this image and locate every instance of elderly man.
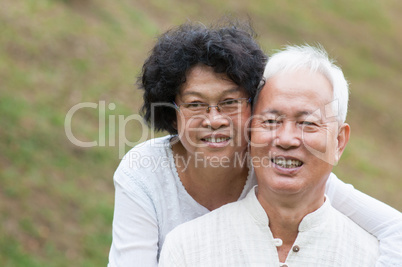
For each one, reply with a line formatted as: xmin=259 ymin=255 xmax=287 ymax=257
xmin=158 ymin=45 xmax=379 ymax=266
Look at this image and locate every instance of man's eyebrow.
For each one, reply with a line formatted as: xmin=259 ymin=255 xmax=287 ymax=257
xmin=259 ymin=109 xmax=280 ymax=115
xmin=297 ymin=110 xmax=323 ymax=119
xmin=259 ymin=109 xmax=320 ymax=118
xmin=296 ymin=111 xmax=314 ymax=117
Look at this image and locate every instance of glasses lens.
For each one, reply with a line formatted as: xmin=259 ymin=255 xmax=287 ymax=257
xmin=178 ymin=98 xmax=248 ymax=117
xmin=180 ymin=103 xmax=207 ymax=116
xmin=219 ymin=99 xmax=246 ymax=114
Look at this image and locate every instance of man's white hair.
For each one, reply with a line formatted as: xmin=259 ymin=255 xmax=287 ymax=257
xmin=263 ymin=44 xmax=349 ymax=122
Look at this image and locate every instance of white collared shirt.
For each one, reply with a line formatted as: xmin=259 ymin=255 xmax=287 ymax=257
xmin=108 ymin=135 xmax=402 ymax=267
xmin=159 ymin=186 xmax=379 ymax=267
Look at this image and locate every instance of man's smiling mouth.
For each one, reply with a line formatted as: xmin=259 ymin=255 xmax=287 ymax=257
xmin=271 ymin=158 xmax=303 ymax=168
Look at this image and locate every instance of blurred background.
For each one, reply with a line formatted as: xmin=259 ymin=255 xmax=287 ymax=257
xmin=1 ymin=0 xmax=401 ymax=266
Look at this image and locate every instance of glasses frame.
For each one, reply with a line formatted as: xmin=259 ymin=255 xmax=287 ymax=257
xmin=173 ymin=97 xmax=251 ymax=116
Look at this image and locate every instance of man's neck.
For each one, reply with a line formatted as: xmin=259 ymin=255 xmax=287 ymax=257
xmin=257 ymin=187 xmax=325 ymax=262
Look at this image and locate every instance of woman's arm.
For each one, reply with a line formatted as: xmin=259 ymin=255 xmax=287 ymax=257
xmin=108 ymin=168 xmax=159 ymax=267
xmin=326 ymin=173 xmax=402 ymax=266
xmin=158 ymin=235 xmax=184 ymax=267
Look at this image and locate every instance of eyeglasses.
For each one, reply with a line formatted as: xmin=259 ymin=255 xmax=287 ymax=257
xmin=173 ymin=98 xmax=251 ymax=117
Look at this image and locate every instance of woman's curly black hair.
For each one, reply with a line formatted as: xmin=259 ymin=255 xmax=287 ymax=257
xmin=138 ymin=20 xmax=267 ymax=134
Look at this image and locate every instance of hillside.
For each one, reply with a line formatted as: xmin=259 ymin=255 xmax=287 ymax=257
xmin=1 ymin=0 xmax=401 ymax=266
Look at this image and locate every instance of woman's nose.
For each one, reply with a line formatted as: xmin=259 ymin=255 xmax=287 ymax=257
xmin=201 ymin=108 xmax=230 ymax=129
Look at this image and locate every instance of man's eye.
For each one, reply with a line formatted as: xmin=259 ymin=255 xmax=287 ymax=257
xmin=264 ymin=119 xmax=278 ymax=124
xmin=300 ymin=121 xmax=317 ymax=126
xmin=300 ymin=121 xmax=320 ymax=131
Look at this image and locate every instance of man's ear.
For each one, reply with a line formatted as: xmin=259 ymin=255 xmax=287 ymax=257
xmin=335 ymin=123 xmax=350 ymax=163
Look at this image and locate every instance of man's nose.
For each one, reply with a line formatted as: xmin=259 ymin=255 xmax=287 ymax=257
xmin=274 ymin=121 xmax=302 ymax=149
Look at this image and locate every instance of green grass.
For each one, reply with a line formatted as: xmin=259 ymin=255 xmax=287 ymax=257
xmin=1 ymin=0 xmax=401 ymax=265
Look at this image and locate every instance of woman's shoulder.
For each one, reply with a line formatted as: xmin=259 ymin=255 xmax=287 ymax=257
xmin=113 ymin=135 xmax=178 ymax=191
xmin=118 ymin=135 xmax=173 ymax=168
xmin=168 ymin=199 xmax=244 ymax=241
xmin=127 ymin=135 xmax=172 ymax=155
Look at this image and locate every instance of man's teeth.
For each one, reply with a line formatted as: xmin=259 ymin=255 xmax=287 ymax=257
xmin=272 ymin=158 xmax=303 ymax=168
xmin=204 ymin=137 xmax=229 ymax=143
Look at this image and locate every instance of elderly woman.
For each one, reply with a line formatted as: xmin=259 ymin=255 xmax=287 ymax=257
xmin=108 ymin=21 xmax=402 ymax=267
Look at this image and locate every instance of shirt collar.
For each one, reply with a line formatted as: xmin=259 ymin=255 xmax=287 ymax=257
xmin=242 ymin=185 xmax=269 ymax=227
xmin=298 ymin=196 xmax=331 ymax=232
xmin=242 ymin=185 xmax=331 ymax=232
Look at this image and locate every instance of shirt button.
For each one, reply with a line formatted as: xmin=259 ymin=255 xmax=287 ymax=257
xmin=292 ymin=245 xmax=300 ymax=252
xmin=273 ymin=238 xmax=283 ymax=247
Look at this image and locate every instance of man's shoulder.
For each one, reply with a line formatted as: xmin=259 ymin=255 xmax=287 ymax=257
xmin=167 ymin=200 xmax=245 ymax=241
xmin=328 ymin=204 xmax=379 ymax=249
xmin=298 ymin=202 xmax=379 ymax=265
xmin=160 ymin=200 xmax=260 ymax=266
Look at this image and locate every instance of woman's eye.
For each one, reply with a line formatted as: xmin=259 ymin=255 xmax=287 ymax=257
xmin=220 ymin=99 xmax=238 ymax=106
xmin=185 ymin=102 xmax=204 ymax=108
xmin=189 ymin=103 xmax=201 ymax=107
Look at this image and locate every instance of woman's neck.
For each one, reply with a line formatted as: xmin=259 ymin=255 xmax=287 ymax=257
xmin=172 ymin=142 xmax=249 ymax=211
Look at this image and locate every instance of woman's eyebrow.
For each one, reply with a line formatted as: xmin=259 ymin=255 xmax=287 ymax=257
xmin=223 ymin=86 xmax=242 ymax=94
xmin=181 ymin=86 xmax=242 ymax=97
xmin=180 ymin=91 xmax=203 ymax=97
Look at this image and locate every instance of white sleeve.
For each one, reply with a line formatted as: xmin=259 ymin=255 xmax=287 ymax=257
xmin=108 ymin=166 xmax=159 ymax=267
xmin=158 ymin=233 xmax=185 ymax=267
xmin=326 ymin=172 xmax=402 ymax=266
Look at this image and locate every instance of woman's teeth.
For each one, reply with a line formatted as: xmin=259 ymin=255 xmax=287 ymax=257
xmin=203 ymin=137 xmax=230 ymax=143
xmin=272 ymin=158 xmax=303 ymax=168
